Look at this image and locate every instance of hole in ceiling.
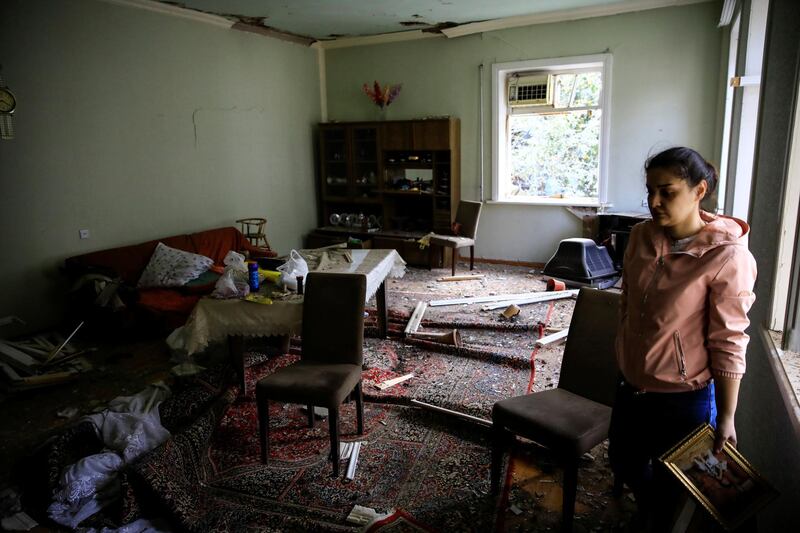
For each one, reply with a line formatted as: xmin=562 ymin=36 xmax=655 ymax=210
xmin=422 ymin=21 xmax=459 ymax=33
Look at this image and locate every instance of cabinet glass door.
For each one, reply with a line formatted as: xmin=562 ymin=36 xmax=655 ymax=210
xmin=352 ymin=127 xmax=379 ymax=200
xmin=322 ymin=128 xmax=348 ymax=198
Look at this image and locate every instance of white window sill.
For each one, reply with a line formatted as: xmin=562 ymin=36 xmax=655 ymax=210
xmin=487 ymin=198 xmax=601 ymax=207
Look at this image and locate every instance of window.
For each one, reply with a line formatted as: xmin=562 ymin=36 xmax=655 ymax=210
xmin=492 ymin=54 xmax=612 ymax=206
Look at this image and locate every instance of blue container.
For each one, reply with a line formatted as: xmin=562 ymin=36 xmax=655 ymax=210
xmin=248 ymin=262 xmax=260 ymax=291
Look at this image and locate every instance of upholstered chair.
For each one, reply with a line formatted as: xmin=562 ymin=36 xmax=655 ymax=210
xmin=428 ymin=200 xmax=482 ymax=276
xmin=491 ymin=288 xmax=620 ymax=532
xmin=256 ymin=272 xmax=366 ymax=477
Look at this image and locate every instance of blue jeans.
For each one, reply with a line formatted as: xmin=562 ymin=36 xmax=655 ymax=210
xmin=608 ymin=379 xmax=717 ymax=519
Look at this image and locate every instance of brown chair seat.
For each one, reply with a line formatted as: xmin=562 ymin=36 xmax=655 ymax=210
xmin=493 ymin=389 xmax=612 ymax=458
xmin=257 ymin=362 xmax=362 ymax=408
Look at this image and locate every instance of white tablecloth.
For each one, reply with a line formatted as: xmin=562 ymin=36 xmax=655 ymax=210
xmin=169 ymin=249 xmax=406 ymax=355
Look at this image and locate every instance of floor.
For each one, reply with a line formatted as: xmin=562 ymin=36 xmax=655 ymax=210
xmin=0 ymin=261 xmax=633 ymax=532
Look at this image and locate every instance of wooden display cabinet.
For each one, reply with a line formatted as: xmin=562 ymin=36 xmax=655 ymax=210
xmin=314 ymin=118 xmax=460 ymax=266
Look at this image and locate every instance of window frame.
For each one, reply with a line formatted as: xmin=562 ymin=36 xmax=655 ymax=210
xmin=491 ymin=53 xmax=612 ymax=206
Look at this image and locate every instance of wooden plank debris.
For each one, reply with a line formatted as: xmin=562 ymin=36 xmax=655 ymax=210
xmin=410 ymin=399 xmax=492 ymax=427
xmin=404 ymin=301 xmax=427 ymax=336
xmin=430 ymin=292 xmax=544 ymax=307
xmin=0 ymin=341 xmax=38 ymax=374
xmin=408 ymin=329 xmax=461 ymax=346
xmin=375 ymin=373 xmax=414 ymax=390
xmin=346 ymin=505 xmax=381 ymax=526
xmin=0 ymin=325 xmax=92 ymax=392
xmin=437 ymin=274 xmax=484 ymax=282
xmin=345 ymin=441 xmax=361 ymax=481
xmin=535 ymin=328 xmax=570 ymax=347
xmin=430 ymin=289 xmax=578 ymax=308
xmin=480 ymin=290 xmax=579 ymax=310
xmin=44 ymin=321 xmax=84 ymax=363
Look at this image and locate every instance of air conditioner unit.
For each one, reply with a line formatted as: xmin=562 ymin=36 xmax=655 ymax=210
xmin=508 ymin=74 xmax=554 ymax=107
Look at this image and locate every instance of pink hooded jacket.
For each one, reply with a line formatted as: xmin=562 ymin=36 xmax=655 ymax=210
xmin=616 ymin=211 xmax=757 ymax=393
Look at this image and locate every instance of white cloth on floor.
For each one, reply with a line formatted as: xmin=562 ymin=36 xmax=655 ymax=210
xmin=48 ymin=384 xmax=172 ymax=529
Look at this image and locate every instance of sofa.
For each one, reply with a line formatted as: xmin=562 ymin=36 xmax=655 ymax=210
xmin=64 ymin=226 xmax=278 ymax=333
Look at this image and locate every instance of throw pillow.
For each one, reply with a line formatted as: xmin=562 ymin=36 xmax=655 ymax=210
xmin=137 ymin=242 xmax=214 ymax=288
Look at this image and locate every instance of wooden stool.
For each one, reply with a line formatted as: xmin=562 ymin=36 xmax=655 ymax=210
xmin=236 ymin=218 xmax=271 ymax=249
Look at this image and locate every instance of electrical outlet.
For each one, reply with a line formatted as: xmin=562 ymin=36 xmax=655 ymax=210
xmin=79 ymin=229 xmax=90 ymax=239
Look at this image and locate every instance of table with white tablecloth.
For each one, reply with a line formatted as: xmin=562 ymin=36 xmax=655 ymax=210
xmin=170 ymin=248 xmax=406 ymax=394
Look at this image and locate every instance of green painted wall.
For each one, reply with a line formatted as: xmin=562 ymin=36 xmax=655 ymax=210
xmin=0 ymin=0 xmax=321 ymax=331
xmin=326 ymin=3 xmax=722 ymax=262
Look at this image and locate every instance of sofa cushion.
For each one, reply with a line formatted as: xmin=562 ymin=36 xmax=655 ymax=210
xmin=137 ymin=243 xmax=214 ymax=288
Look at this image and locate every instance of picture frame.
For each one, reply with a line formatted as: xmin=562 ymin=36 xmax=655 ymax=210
xmin=660 ymin=424 xmax=778 ymax=531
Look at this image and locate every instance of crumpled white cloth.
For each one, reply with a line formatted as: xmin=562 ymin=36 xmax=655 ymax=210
xmin=48 ymin=384 xmax=172 ymax=529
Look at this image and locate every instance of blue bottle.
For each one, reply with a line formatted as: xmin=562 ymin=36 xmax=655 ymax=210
xmin=248 ymin=261 xmax=260 ymax=291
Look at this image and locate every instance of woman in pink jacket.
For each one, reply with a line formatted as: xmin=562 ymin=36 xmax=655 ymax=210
xmin=609 ymin=147 xmax=757 ymax=527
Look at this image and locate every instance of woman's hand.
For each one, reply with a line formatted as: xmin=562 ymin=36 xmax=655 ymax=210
xmin=713 ymin=376 xmax=742 ymax=452
xmin=714 ymin=414 xmax=737 ymax=452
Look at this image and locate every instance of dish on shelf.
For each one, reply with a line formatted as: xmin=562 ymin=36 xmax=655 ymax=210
xmin=329 ymin=213 xmax=341 ymax=226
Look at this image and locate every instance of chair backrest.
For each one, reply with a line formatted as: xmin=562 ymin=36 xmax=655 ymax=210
xmin=455 ymin=200 xmax=482 ymax=239
xmin=301 ymin=272 xmax=367 ymax=365
xmin=557 ymin=288 xmax=620 ymax=407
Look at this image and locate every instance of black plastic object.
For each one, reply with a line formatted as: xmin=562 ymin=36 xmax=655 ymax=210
xmin=542 ymin=238 xmax=619 ymax=288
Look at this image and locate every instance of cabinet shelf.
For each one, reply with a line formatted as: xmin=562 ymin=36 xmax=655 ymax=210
xmin=381 ymin=189 xmax=434 ymax=196
xmin=317 ymin=119 xmax=460 ymax=260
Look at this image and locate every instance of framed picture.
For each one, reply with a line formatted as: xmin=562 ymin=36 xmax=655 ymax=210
xmin=660 ymin=424 xmax=778 ymax=531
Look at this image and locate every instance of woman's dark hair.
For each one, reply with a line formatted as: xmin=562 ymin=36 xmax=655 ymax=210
xmin=645 ymin=146 xmax=718 ymax=195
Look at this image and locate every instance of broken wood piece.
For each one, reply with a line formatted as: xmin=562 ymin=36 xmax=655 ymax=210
xmin=430 ymin=291 xmax=544 ymax=307
xmin=404 ymin=301 xmax=428 ymax=335
xmin=345 ymin=441 xmax=361 ymax=481
xmin=44 ymin=321 xmax=84 ymax=364
xmin=535 ymin=328 xmax=570 ymax=347
xmin=339 ymin=441 xmax=355 ymax=460
xmin=501 ymin=304 xmax=521 ymax=319
xmin=9 ymin=370 xmax=78 ymax=391
xmin=0 ymin=341 xmax=38 ymax=374
xmin=410 ymin=399 xmax=492 ymax=427
xmin=3 ymin=341 xmax=50 ymax=358
xmin=437 ymin=274 xmax=484 ymax=282
xmin=545 ymin=326 xmax=565 ymax=334
xmin=431 ymin=289 xmax=578 ymax=307
xmin=376 ymin=373 xmax=414 ymax=390
xmin=346 ymin=505 xmax=380 ymax=526
xmin=0 ymin=361 xmax=22 ymax=382
xmin=481 ymin=290 xmax=579 ymax=311
xmin=408 ymin=329 xmax=462 ymax=347
xmin=0 ymin=511 xmax=38 ymax=531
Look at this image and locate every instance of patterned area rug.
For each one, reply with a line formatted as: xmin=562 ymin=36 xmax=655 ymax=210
xmin=361 ymin=337 xmax=531 ymax=419
xmin=130 ymin=356 xmax=507 ymax=532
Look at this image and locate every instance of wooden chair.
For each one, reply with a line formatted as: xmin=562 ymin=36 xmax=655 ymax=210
xmin=235 ymin=217 xmax=271 ymax=249
xmin=490 ymin=288 xmax=620 ymax=532
xmin=428 ymin=200 xmax=482 ymax=276
xmin=256 ymin=272 xmax=366 ymax=477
